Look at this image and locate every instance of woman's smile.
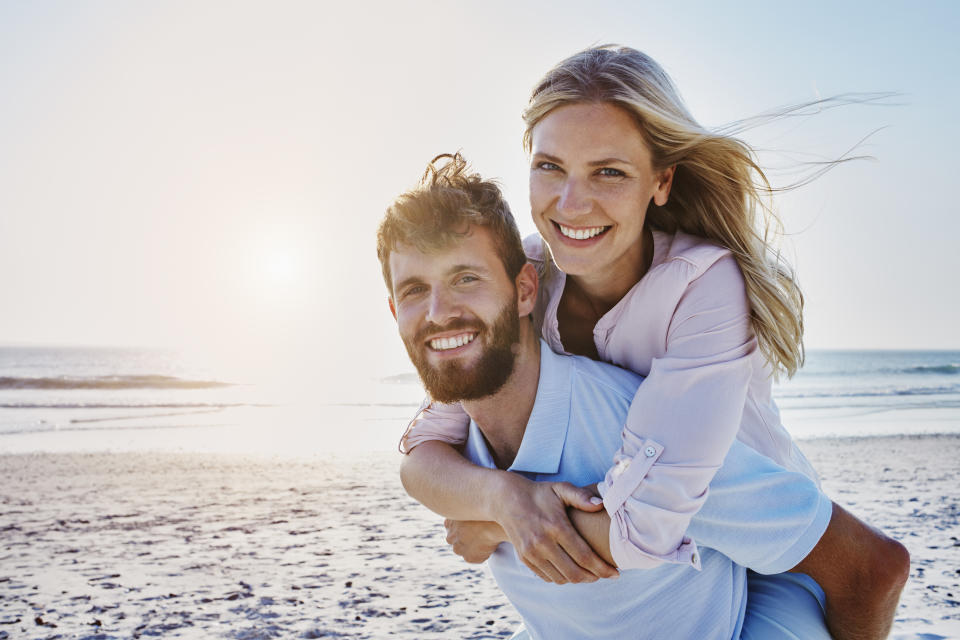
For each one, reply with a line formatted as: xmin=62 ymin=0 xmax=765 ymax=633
xmin=554 ymin=222 xmax=612 ymax=242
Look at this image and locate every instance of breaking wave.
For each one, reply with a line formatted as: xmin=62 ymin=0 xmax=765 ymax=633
xmin=0 ymin=375 xmax=234 ymax=390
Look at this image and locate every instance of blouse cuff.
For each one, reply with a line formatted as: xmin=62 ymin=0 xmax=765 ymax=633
xmin=399 ymin=399 xmax=470 ymax=454
xmin=598 ymin=437 xmax=703 ymax=572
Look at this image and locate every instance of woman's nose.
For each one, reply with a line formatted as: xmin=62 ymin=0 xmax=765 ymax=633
xmin=556 ymin=176 xmax=592 ymax=216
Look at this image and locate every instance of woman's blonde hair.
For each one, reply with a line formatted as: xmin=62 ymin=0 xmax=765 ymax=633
xmin=523 ymin=45 xmax=807 ymax=378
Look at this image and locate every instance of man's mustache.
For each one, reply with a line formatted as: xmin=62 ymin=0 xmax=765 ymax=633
xmin=413 ymin=319 xmax=483 ymax=345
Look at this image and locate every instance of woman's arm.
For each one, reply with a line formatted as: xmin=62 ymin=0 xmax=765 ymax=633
xmin=444 ymin=508 xmax=615 ymax=578
xmin=598 ymin=254 xmax=755 ymax=569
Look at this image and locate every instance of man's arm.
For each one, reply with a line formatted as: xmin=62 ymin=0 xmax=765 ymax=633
xmin=790 ymin=502 xmax=910 ymax=640
xmin=401 ymin=441 xmax=618 ymax=582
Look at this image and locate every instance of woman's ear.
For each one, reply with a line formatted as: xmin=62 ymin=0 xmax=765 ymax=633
xmin=388 ymin=297 xmax=397 ymax=321
xmin=515 ymin=262 xmax=539 ymax=318
xmin=653 ymin=165 xmax=676 ymax=207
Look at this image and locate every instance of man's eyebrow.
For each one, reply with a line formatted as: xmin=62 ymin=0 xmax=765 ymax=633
xmin=448 ymin=263 xmax=490 ymax=275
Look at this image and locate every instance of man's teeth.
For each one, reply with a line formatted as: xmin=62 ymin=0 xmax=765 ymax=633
xmin=558 ymin=224 xmax=608 ymax=240
xmin=430 ymin=333 xmax=476 ymax=351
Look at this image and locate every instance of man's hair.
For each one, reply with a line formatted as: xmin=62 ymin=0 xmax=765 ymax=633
xmin=376 ymin=152 xmax=526 ymax=294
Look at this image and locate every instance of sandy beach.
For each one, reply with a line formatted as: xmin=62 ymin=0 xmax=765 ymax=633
xmin=1 ymin=434 xmax=958 ymax=639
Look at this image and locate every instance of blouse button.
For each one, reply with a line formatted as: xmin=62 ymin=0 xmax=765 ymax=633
xmin=644 ymin=446 xmax=657 ymax=458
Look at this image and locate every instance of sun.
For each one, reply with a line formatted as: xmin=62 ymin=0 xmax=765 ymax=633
xmin=263 ymin=250 xmax=299 ymax=286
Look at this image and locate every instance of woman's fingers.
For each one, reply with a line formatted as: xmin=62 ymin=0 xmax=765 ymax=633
xmin=519 ymin=547 xmax=592 ymax=584
xmin=519 ymin=555 xmax=558 ymax=583
xmin=545 ymin=547 xmax=599 ymax=583
xmin=555 ymin=526 xmax=619 ymax=580
xmin=515 ymin=526 xmax=608 ymax=583
xmin=552 ymin=481 xmax=604 ymax=512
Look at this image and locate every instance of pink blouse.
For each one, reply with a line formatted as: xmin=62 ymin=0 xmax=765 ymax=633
xmin=402 ymin=230 xmax=818 ymax=570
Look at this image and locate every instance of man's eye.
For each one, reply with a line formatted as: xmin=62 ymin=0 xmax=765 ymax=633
xmin=457 ymin=275 xmax=479 ymax=284
xmin=598 ymin=167 xmax=625 ymax=177
xmin=403 ymin=285 xmax=426 ymax=298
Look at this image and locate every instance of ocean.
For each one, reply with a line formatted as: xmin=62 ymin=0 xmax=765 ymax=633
xmin=1 ymin=346 xmax=958 ymax=455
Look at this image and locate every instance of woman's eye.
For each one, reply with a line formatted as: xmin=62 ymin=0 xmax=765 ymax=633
xmin=535 ymin=161 xmax=560 ymax=171
xmin=598 ymin=167 xmax=625 ymax=177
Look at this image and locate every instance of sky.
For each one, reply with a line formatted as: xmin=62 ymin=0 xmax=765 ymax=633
xmin=1 ymin=1 xmax=958 ymax=394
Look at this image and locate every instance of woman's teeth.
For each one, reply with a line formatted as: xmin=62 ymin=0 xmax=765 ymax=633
xmin=430 ymin=333 xmax=476 ymax=351
xmin=558 ymin=224 xmax=608 ymax=240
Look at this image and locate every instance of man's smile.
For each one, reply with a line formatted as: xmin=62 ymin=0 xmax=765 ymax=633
xmin=428 ymin=332 xmax=478 ymax=352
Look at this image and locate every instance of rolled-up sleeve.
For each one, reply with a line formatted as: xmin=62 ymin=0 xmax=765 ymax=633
xmin=597 ymin=255 xmax=756 ymax=570
xmin=399 ymin=398 xmax=470 ymax=453
xmin=687 ymin=440 xmax=833 ymax=575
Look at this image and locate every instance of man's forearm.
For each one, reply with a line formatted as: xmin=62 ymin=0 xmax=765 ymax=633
xmin=399 ymin=440 xmax=515 ymax=521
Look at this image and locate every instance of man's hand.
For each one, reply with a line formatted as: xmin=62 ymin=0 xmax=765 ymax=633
xmin=490 ymin=473 xmax=618 ymax=584
xmin=444 ymin=520 xmax=506 ymax=564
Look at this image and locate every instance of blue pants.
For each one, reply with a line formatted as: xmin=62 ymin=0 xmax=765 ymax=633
xmin=740 ymin=571 xmax=830 ymax=639
xmin=508 ymin=571 xmax=830 ymax=639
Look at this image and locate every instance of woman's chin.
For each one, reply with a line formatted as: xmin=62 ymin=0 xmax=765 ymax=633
xmin=547 ymin=252 xmax=596 ymax=279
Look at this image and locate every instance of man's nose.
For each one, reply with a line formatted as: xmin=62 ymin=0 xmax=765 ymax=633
xmin=425 ymin=287 xmax=461 ymax=325
xmin=557 ymin=176 xmax=592 ymax=217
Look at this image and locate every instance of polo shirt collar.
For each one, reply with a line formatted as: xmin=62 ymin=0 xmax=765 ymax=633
xmin=508 ymin=339 xmax=572 ymax=475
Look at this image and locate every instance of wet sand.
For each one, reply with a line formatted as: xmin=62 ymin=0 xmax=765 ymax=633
xmin=1 ymin=435 xmax=958 ymax=639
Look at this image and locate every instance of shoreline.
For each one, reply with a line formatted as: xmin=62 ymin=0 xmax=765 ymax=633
xmin=1 ymin=434 xmax=958 ymax=638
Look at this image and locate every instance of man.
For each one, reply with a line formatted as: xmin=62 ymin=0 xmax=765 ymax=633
xmin=377 ymin=154 xmax=908 ymax=639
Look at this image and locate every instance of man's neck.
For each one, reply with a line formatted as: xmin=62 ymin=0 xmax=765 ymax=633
xmin=461 ymin=332 xmax=540 ymax=470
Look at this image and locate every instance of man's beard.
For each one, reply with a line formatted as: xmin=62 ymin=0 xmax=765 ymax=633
xmin=404 ymin=300 xmax=520 ymax=404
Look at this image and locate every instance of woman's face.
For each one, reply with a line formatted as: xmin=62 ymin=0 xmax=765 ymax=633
xmin=529 ymin=102 xmax=673 ymax=283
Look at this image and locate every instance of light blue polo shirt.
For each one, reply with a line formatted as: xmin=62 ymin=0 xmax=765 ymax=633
xmin=464 ymin=341 xmax=833 ymax=640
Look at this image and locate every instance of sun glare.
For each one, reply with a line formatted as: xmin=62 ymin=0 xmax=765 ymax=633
xmin=263 ymin=250 xmax=299 ymax=286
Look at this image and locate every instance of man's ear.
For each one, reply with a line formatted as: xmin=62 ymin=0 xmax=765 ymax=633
xmin=388 ymin=297 xmax=397 ymax=321
xmin=515 ymin=262 xmax=538 ymax=318
xmin=653 ymin=165 xmax=676 ymax=207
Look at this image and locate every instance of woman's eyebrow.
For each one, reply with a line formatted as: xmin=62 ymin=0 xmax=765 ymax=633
xmin=531 ymin=152 xmax=563 ymax=163
xmin=586 ymin=157 xmax=633 ymax=166
xmin=533 ymin=151 xmax=633 ymax=167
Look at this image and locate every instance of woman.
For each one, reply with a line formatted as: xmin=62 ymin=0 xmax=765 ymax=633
xmin=400 ymin=45 xmax=908 ymax=638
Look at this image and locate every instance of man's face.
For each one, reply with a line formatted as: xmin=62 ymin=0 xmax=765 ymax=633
xmin=388 ymin=227 xmax=520 ymax=404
